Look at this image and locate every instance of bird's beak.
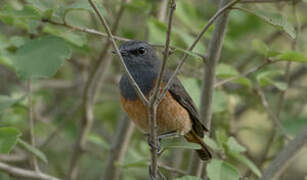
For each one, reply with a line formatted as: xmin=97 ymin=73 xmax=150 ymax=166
xmin=111 ymin=50 xmax=128 ymax=56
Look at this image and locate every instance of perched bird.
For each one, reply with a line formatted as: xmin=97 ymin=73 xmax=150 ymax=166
xmin=117 ymin=40 xmax=211 ymax=161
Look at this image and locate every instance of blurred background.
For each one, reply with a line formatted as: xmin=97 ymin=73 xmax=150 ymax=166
xmin=0 ymin=0 xmax=307 ymax=180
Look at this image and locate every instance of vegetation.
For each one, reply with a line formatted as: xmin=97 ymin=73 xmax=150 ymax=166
xmin=0 ymin=0 xmax=307 ymax=180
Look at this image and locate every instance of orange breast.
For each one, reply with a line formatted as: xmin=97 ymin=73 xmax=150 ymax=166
xmin=120 ymin=91 xmax=192 ymax=135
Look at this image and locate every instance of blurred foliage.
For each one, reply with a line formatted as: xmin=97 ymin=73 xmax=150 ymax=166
xmin=0 ymin=0 xmax=307 ymax=180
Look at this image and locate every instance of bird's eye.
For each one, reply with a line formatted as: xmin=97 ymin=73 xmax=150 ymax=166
xmin=137 ymin=47 xmax=146 ymax=55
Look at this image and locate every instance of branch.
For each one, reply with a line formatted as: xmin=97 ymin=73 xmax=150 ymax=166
xmin=188 ymin=0 xmax=233 ymax=176
xmin=42 ymin=19 xmax=130 ymax=42
xmin=27 ymin=80 xmax=40 ymax=172
xmin=215 ymin=59 xmax=274 ymax=87
xmin=157 ymin=0 xmax=240 ymax=103
xmin=147 ymin=0 xmax=176 ymax=178
xmin=102 ymin=115 xmax=135 ymax=180
xmin=260 ymin=127 xmax=307 ymax=180
xmin=0 ymin=162 xmax=61 ymax=180
xmin=255 ymin=87 xmax=291 ymax=140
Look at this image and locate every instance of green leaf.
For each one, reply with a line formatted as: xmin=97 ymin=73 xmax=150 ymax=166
xmin=0 ymin=127 xmax=21 ymax=154
xmin=252 ymin=39 xmax=269 ymax=56
xmin=229 ymin=152 xmax=262 ymax=177
xmin=88 ymin=133 xmax=109 ymax=149
xmin=161 ymin=137 xmax=201 ymax=150
xmin=147 ymin=17 xmax=167 ymax=44
xmin=63 ymin=0 xmax=107 ymax=22
xmin=43 ymin=25 xmax=88 ymax=47
xmin=204 ymin=136 xmax=220 ymax=151
xmin=256 ymin=70 xmax=287 ymax=91
xmin=18 ymin=139 xmax=48 ymax=163
xmin=118 ymin=159 xmax=148 ymax=168
xmin=0 ymin=5 xmax=42 ymax=20
xmin=276 ymin=51 xmax=307 ymax=63
xmin=207 ymin=159 xmax=240 ymax=180
xmin=176 ymin=176 xmax=202 ymax=180
xmin=226 ymin=137 xmax=246 ymax=153
xmin=0 ymin=95 xmax=25 ymax=112
xmin=216 ymin=64 xmax=239 ymax=78
xmin=282 ymin=116 xmax=307 ymax=136
xmin=238 ymin=8 xmax=295 ymax=39
xmin=11 ymin=35 xmax=71 ymax=79
xmin=180 ymin=77 xmax=201 ymax=108
xmin=212 ymin=90 xmax=228 ymax=113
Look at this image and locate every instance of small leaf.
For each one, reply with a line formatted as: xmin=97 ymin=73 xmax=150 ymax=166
xmin=226 ymin=137 xmax=246 ymax=153
xmin=238 ymin=8 xmax=295 ymax=39
xmin=256 ymin=70 xmax=287 ymax=90
xmin=207 ymin=159 xmax=240 ymax=180
xmin=204 ymin=136 xmax=220 ymax=151
xmin=0 ymin=127 xmax=21 ymax=154
xmin=0 ymin=95 xmax=25 ymax=112
xmin=118 ymin=159 xmax=148 ymax=168
xmin=11 ymin=35 xmax=71 ymax=79
xmin=276 ymin=51 xmax=307 ymax=63
xmin=216 ymin=64 xmax=239 ymax=78
xmin=18 ymin=139 xmax=48 ymax=163
xmin=88 ymin=133 xmax=109 ymax=149
xmin=181 ymin=77 xmax=201 ymax=108
xmin=212 ymin=90 xmax=228 ymax=113
xmin=176 ymin=176 xmax=202 ymax=180
xmin=161 ymin=137 xmax=201 ymax=150
xmin=229 ymin=152 xmax=262 ymax=177
xmin=252 ymin=39 xmax=269 ymax=56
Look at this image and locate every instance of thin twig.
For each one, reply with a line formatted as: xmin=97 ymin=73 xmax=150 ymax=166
xmin=215 ymin=59 xmax=274 ymax=87
xmin=157 ymin=0 xmax=241 ymax=103
xmin=42 ymin=19 xmax=130 ymax=42
xmin=0 ymin=161 xmax=61 ymax=180
xmin=260 ymin=127 xmax=307 ymax=180
xmin=27 ymin=80 xmax=40 ymax=172
xmin=255 ymin=87 xmax=291 ymax=140
xmin=88 ymin=0 xmax=148 ymax=105
xmin=158 ymin=163 xmax=187 ymax=175
xmin=147 ymin=0 xmax=176 ymax=178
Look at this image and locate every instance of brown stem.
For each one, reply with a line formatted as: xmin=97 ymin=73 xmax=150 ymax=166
xmin=0 ymin=162 xmax=61 ymax=180
xmin=102 ymin=115 xmax=135 ymax=180
xmin=260 ymin=127 xmax=307 ymax=180
xmin=27 ymin=80 xmax=40 ymax=172
xmin=188 ymin=0 xmax=232 ymax=177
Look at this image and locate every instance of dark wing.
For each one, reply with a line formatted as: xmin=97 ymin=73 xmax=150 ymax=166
xmin=164 ymin=72 xmax=208 ymax=137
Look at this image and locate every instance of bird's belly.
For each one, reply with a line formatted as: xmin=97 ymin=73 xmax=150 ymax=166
xmin=120 ymin=92 xmax=192 ymax=135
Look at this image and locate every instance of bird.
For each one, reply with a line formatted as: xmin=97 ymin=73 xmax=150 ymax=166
xmin=117 ymin=40 xmax=212 ymax=161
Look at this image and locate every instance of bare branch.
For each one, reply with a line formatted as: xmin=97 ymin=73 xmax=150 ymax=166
xmin=255 ymin=87 xmax=291 ymax=140
xmin=27 ymin=80 xmax=40 ymax=172
xmin=215 ymin=59 xmax=274 ymax=87
xmin=102 ymin=115 xmax=135 ymax=180
xmin=240 ymin=0 xmax=293 ymax=3
xmin=260 ymin=127 xmax=307 ymax=180
xmin=0 ymin=162 xmax=61 ymax=180
xmin=147 ymin=0 xmax=176 ymax=178
xmin=42 ymin=19 xmax=130 ymax=42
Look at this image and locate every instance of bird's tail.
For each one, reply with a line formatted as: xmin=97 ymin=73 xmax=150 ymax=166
xmin=184 ymin=130 xmax=212 ymax=161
